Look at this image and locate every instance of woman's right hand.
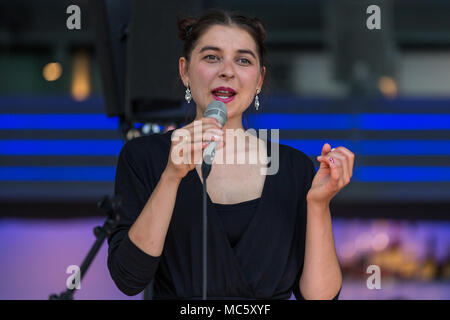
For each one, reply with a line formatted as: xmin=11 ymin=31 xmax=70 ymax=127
xmin=164 ymin=117 xmax=224 ymax=181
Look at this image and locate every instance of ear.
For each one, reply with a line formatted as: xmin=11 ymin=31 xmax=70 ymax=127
xmin=179 ymin=57 xmax=189 ymax=86
xmin=257 ymin=66 xmax=266 ymax=89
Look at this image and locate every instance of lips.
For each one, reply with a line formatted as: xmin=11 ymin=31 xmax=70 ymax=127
xmin=211 ymin=86 xmax=236 ymax=103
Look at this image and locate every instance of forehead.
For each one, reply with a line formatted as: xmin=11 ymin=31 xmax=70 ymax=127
xmin=194 ymin=24 xmax=257 ymax=53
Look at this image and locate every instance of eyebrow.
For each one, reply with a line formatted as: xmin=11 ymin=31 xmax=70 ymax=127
xmin=199 ymin=46 xmax=257 ymax=60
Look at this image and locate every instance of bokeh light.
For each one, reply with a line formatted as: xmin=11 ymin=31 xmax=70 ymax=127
xmin=42 ymin=62 xmax=62 ymax=81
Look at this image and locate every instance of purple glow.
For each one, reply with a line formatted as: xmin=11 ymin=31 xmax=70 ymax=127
xmin=0 ymin=218 xmax=449 ymax=300
xmin=0 ymin=218 xmax=141 ymax=300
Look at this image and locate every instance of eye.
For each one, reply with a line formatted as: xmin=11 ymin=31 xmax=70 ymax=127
xmin=205 ymin=55 xmax=218 ymax=61
xmin=239 ymin=58 xmax=251 ymax=65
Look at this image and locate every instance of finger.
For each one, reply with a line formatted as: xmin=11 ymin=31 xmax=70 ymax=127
xmin=195 ymin=138 xmax=224 ymax=151
xmin=316 ymin=153 xmax=341 ymax=188
xmin=321 ymin=153 xmax=345 ymax=186
xmin=184 ymin=140 xmax=210 ymax=164
xmin=181 ymin=126 xmax=222 ymax=144
xmin=188 ymin=130 xmax=223 ymax=144
xmin=330 ymin=152 xmax=350 ymax=186
xmin=326 ymin=154 xmax=340 ymax=187
xmin=198 ymin=117 xmax=222 ymax=128
xmin=191 ymin=121 xmax=220 ymax=131
xmin=171 ymin=129 xmax=191 ymax=145
xmin=335 ymin=148 xmax=353 ymax=181
xmin=191 ymin=123 xmax=224 ymax=138
xmin=201 ymin=129 xmax=224 ymax=142
xmin=334 ymin=147 xmax=355 ymax=177
xmin=215 ymin=140 xmax=225 ymax=150
xmin=321 ymin=143 xmax=332 ymax=157
xmin=204 ymin=117 xmax=222 ymax=128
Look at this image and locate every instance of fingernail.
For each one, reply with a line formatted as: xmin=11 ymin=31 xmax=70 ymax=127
xmin=329 ymin=157 xmax=334 ymax=164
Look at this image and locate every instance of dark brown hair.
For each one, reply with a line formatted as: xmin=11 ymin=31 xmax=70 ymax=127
xmin=177 ymin=8 xmax=267 ymax=68
xmin=177 ymin=9 xmax=269 ymax=126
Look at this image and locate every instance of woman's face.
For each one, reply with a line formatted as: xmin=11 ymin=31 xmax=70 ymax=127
xmin=180 ymin=24 xmax=265 ymax=122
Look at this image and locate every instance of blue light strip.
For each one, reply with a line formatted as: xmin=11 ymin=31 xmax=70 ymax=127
xmin=1 ymin=113 xmax=450 ymax=130
xmin=247 ymin=114 xmax=353 ymax=130
xmin=279 ymin=140 xmax=450 ymax=156
xmin=354 ymin=166 xmax=450 ymax=182
xmin=358 ymin=140 xmax=450 ymax=156
xmin=0 ymin=166 xmax=448 ymax=182
xmin=0 ymin=115 xmax=119 ymax=130
xmin=358 ymin=114 xmax=450 ymax=130
xmin=0 ymin=140 xmax=124 ymax=156
xmin=247 ymin=114 xmax=450 ymax=130
xmin=0 ymin=167 xmax=115 ymax=182
xmin=1 ymin=139 xmax=450 ymax=156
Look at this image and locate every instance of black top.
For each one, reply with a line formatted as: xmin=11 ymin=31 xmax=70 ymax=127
xmin=107 ymin=129 xmax=341 ymax=300
xmin=213 ymin=197 xmax=260 ymax=249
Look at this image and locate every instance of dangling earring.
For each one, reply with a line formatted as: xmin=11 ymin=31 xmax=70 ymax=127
xmin=185 ymin=82 xmax=192 ymax=103
xmin=255 ymin=89 xmax=260 ymax=110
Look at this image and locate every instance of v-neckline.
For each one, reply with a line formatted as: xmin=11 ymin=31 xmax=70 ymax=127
xmin=190 ymin=135 xmax=273 ymax=252
xmin=191 ymin=133 xmax=272 ymax=205
xmin=189 ymin=138 xmax=274 ymax=294
xmin=193 ymin=166 xmax=269 ymax=207
xmin=192 ymin=160 xmax=271 ymax=210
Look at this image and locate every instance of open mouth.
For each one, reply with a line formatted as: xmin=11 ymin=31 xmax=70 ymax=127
xmin=211 ymin=89 xmax=236 ymax=102
xmin=212 ymin=90 xmax=235 ymax=98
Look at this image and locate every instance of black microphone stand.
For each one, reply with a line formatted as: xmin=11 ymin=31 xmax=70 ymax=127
xmin=49 ymin=195 xmax=121 ymax=300
xmin=201 ymin=160 xmax=213 ymax=300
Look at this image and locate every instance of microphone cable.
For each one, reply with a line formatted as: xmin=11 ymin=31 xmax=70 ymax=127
xmin=201 ymin=161 xmax=212 ymax=300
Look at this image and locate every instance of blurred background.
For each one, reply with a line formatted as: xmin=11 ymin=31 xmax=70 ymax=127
xmin=0 ymin=0 xmax=449 ymax=299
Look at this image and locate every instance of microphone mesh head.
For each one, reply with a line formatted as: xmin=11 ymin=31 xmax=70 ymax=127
xmin=204 ymin=101 xmax=227 ymax=126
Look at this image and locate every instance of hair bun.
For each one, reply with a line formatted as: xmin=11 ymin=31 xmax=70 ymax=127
xmin=177 ymin=16 xmax=197 ymax=41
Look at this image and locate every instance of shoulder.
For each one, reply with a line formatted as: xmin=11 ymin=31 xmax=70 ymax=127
xmin=277 ymin=142 xmax=316 ymax=184
xmin=119 ymin=130 xmax=173 ymax=167
xmin=277 ymin=142 xmax=314 ymax=171
xmin=124 ymin=129 xmax=172 ymax=150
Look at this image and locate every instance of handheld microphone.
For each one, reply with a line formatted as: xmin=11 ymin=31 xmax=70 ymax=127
xmin=202 ymin=101 xmax=227 ymax=178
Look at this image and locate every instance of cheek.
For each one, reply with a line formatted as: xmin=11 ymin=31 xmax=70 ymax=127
xmin=195 ymin=64 xmax=216 ymax=83
xmin=240 ymin=72 xmax=259 ymax=97
xmin=241 ymin=69 xmax=259 ymax=87
xmin=189 ymin=65 xmax=214 ymax=101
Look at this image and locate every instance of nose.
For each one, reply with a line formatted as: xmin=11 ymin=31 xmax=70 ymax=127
xmin=219 ymin=57 xmax=235 ymax=79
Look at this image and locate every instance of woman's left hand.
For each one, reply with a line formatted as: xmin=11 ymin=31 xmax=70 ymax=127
xmin=306 ymin=143 xmax=355 ymax=206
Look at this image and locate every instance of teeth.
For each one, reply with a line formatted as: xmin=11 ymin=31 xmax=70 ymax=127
xmin=215 ymin=90 xmax=234 ymax=94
